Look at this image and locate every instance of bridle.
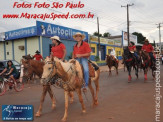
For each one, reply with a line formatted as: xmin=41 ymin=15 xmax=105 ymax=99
xmin=43 ymin=59 xmax=77 ymax=91
xmin=20 ymin=59 xmax=33 ymax=80
xmin=43 ymin=60 xmax=56 ymax=83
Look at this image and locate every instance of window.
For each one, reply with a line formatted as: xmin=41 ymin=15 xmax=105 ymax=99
xmin=91 ymin=47 xmax=95 ymax=53
xmin=108 ymin=49 xmax=112 ymax=54
xmin=119 ymin=51 xmax=121 ymax=55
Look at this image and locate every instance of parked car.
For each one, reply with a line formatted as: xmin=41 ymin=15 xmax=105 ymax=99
xmin=0 ymin=60 xmax=21 ymax=73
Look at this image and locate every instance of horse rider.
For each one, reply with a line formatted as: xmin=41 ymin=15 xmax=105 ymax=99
xmin=72 ymin=32 xmax=91 ymax=92
xmin=50 ymin=36 xmax=66 ymax=61
xmin=33 ymin=50 xmax=43 ymax=61
xmin=128 ymin=41 xmax=139 ymax=62
xmin=141 ymin=39 xmax=155 ymax=62
xmin=110 ymin=48 xmax=118 ymax=63
xmin=0 ymin=60 xmax=20 ymax=89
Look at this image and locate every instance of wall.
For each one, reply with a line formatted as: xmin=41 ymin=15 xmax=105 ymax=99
xmin=0 ymin=42 xmax=4 ymax=60
xmin=42 ymin=37 xmax=76 ymax=60
xmin=5 ymin=41 xmax=12 ymax=60
xmin=14 ymin=38 xmax=25 ymax=62
xmin=27 ymin=37 xmax=39 ymax=56
xmin=90 ymin=43 xmax=97 ymax=61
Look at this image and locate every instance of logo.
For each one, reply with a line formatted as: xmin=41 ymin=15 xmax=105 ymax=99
xmin=2 ymin=105 xmax=33 ymax=121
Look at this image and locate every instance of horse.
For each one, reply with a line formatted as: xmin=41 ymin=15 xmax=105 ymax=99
xmin=139 ymin=51 xmax=156 ymax=81
xmin=41 ymin=57 xmax=100 ymax=121
xmin=20 ymin=55 xmax=75 ymax=117
xmin=106 ymin=55 xmax=119 ymax=75
xmin=123 ymin=48 xmax=139 ymax=82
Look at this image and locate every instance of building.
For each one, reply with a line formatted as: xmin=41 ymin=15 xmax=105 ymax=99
xmin=0 ymin=21 xmax=88 ymax=62
xmin=89 ymin=35 xmax=123 ymax=61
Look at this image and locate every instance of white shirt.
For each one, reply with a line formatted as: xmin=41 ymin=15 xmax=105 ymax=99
xmin=110 ymin=49 xmax=116 ymax=56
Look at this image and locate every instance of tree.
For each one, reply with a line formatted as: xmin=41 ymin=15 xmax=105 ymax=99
xmin=132 ymin=32 xmax=146 ymax=44
xmin=93 ymin=32 xmax=102 ymax=37
xmin=103 ymin=32 xmax=111 ymax=37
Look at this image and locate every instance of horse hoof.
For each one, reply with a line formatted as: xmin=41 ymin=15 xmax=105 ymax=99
xmin=82 ymin=110 xmax=86 ymax=113
xmin=52 ymin=104 xmax=56 ymax=110
xmin=61 ymin=118 xmax=67 ymax=122
xmin=35 ymin=112 xmax=41 ymax=117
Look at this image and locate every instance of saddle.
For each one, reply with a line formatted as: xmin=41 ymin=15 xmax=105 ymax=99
xmin=81 ymin=61 xmax=97 ymax=78
xmin=70 ymin=59 xmax=99 ymax=78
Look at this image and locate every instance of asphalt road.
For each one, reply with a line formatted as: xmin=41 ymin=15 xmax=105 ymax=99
xmin=0 ymin=65 xmax=163 ymax=122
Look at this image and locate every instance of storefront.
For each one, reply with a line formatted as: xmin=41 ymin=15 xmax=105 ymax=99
xmin=0 ymin=21 xmax=88 ymax=62
xmin=89 ymin=35 xmax=123 ymax=61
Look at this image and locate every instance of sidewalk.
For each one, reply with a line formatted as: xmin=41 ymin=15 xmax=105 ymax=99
xmin=99 ymin=60 xmax=124 ymax=72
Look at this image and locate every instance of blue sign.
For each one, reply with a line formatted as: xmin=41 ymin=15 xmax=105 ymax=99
xmin=5 ymin=26 xmax=37 ymax=40
xmin=2 ymin=105 xmax=33 ymax=121
xmin=36 ymin=21 xmax=88 ymax=41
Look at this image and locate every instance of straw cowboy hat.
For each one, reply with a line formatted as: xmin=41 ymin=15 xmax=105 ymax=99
xmin=50 ymin=36 xmax=61 ymax=42
xmin=73 ymin=32 xmax=85 ymax=40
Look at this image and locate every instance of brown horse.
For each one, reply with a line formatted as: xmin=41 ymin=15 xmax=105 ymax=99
xmin=41 ymin=57 xmax=100 ymax=121
xmin=139 ymin=51 xmax=155 ymax=81
xmin=106 ymin=55 xmax=119 ymax=75
xmin=21 ymin=55 xmax=74 ymax=117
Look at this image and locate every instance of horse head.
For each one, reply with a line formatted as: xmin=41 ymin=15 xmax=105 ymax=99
xmin=106 ymin=55 xmax=114 ymax=63
xmin=123 ymin=48 xmax=132 ymax=61
xmin=41 ymin=57 xmax=58 ymax=84
xmin=139 ymin=50 xmax=150 ymax=62
xmin=20 ymin=58 xmax=33 ymax=83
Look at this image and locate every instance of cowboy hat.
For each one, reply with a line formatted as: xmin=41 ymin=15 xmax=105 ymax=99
xmin=35 ymin=50 xmax=40 ymax=54
xmin=145 ymin=39 xmax=149 ymax=42
xmin=50 ymin=36 xmax=61 ymax=42
xmin=73 ymin=32 xmax=85 ymax=40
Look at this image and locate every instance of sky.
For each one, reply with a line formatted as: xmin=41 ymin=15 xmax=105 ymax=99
xmin=0 ymin=0 xmax=163 ymax=43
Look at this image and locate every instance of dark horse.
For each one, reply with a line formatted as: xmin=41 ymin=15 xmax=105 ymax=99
xmin=123 ymin=48 xmax=139 ymax=82
xmin=106 ymin=55 xmax=119 ymax=75
xmin=139 ymin=51 xmax=156 ymax=81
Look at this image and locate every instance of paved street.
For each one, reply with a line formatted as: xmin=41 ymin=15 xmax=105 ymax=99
xmin=0 ymin=65 xmax=163 ymax=122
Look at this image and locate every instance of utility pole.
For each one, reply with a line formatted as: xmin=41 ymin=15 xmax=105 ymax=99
xmin=97 ymin=17 xmax=101 ymax=61
xmin=121 ymin=3 xmax=134 ymax=46
xmin=156 ymin=23 xmax=162 ymax=53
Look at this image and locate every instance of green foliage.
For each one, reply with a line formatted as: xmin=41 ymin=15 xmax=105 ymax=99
xmin=103 ymin=32 xmax=111 ymax=37
xmin=93 ymin=32 xmax=102 ymax=37
xmin=95 ymin=56 xmax=100 ymax=61
xmin=132 ymin=32 xmax=146 ymax=44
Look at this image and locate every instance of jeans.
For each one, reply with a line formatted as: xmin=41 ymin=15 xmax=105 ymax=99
xmin=76 ymin=58 xmax=89 ymax=87
xmin=149 ymin=52 xmax=156 ymax=62
xmin=133 ymin=52 xmax=138 ymax=59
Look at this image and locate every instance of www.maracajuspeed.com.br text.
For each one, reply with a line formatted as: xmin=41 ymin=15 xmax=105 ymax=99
xmin=3 ymin=12 xmax=94 ymax=20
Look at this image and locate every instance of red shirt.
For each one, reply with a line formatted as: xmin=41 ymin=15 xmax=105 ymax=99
xmin=128 ymin=45 xmax=136 ymax=51
xmin=142 ymin=44 xmax=154 ymax=53
xmin=33 ymin=54 xmax=43 ymax=61
xmin=51 ymin=43 xmax=66 ymax=59
xmin=73 ymin=41 xmax=91 ymax=58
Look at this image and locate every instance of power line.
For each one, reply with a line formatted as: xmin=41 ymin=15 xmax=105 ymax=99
xmin=121 ymin=3 xmax=134 ymax=46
